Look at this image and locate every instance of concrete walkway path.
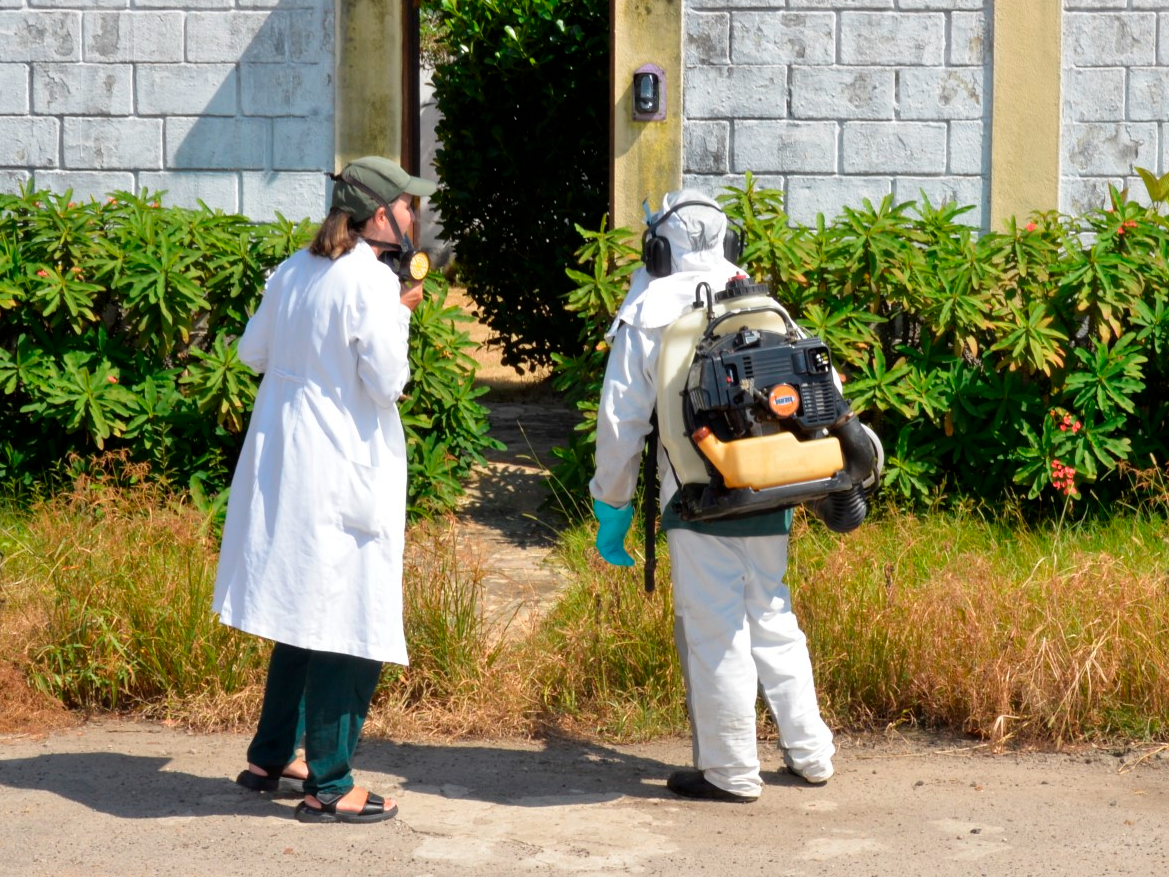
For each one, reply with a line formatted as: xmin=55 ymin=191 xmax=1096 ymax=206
xmin=1 ymin=720 xmax=1166 ymax=876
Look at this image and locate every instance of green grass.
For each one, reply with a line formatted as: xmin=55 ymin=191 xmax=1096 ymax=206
xmin=3 ymin=481 xmax=1168 ymax=748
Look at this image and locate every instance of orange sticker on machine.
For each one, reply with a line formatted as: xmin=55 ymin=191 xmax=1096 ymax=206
xmin=768 ymin=383 xmax=800 ymax=417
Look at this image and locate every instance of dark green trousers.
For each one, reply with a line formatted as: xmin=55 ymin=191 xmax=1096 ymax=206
xmin=246 ymin=642 xmax=382 ymax=798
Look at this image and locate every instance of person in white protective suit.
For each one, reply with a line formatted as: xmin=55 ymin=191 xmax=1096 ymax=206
xmin=212 ymin=156 xmax=434 ymax=824
xmin=589 ymin=190 xmax=836 ymax=802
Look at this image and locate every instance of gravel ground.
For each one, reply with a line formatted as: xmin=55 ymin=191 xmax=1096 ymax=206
xmin=1 ymin=720 xmax=1167 ymax=877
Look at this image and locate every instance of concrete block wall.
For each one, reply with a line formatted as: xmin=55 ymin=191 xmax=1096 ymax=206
xmin=1062 ymin=1 xmax=1168 ymax=214
xmin=0 ymin=0 xmax=333 ymax=221
xmin=683 ymin=1 xmax=991 ymax=227
xmin=5 ymin=1 xmax=1166 ymax=228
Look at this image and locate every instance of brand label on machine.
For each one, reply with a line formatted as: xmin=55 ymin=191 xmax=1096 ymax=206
xmin=768 ymin=383 xmax=800 ymax=417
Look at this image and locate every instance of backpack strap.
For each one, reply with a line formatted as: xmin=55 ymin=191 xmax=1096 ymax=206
xmin=643 ymin=409 xmax=659 ymax=593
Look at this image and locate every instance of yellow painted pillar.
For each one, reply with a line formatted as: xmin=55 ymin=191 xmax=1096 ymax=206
xmin=990 ymin=0 xmax=1062 ymax=229
xmin=334 ymin=0 xmax=404 ymax=170
xmin=611 ymin=0 xmax=684 ymax=231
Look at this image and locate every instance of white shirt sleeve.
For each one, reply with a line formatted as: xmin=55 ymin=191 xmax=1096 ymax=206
xmin=351 ymin=276 xmax=412 ymax=409
xmin=236 ymin=276 xmax=280 ymax=373
xmin=588 ymin=322 xmax=660 ymax=508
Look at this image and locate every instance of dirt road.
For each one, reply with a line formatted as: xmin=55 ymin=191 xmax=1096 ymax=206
xmin=1 ymin=720 xmax=1166 ymax=877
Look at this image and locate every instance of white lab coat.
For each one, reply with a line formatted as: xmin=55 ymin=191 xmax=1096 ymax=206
xmin=589 ymin=192 xmax=834 ymax=796
xmin=212 ymin=241 xmax=412 ymax=664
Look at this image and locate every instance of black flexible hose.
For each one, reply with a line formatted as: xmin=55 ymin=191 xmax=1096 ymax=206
xmin=831 ymin=408 xmax=878 ymax=484
xmin=807 ymin=485 xmax=867 ymax=533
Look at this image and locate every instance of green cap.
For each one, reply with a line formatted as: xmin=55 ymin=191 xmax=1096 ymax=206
xmin=329 ymin=156 xmax=438 ymax=222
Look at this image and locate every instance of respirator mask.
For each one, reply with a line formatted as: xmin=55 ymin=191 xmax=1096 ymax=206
xmin=328 ymin=171 xmax=431 ymax=283
xmin=373 ymin=209 xmax=431 ymax=284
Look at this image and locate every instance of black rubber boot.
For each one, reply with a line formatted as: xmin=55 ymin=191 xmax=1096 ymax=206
xmin=666 ymin=770 xmax=757 ymax=803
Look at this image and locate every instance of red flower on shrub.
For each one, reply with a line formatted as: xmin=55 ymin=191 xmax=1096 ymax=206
xmin=1050 ymin=458 xmax=1078 ymax=496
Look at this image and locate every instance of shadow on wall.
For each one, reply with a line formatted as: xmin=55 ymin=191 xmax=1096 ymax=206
xmin=167 ymin=0 xmax=334 ymax=222
xmin=164 ymin=1 xmax=446 ymax=249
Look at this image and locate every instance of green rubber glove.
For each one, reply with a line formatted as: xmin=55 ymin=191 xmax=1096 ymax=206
xmin=593 ymin=499 xmax=635 ymax=567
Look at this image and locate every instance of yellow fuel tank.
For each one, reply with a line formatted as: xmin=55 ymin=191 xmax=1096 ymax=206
xmin=691 ymin=427 xmax=844 ymax=490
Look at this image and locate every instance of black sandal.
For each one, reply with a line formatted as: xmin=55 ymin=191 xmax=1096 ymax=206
xmin=294 ymin=789 xmax=398 ymax=824
xmin=235 ymin=763 xmax=306 ymax=795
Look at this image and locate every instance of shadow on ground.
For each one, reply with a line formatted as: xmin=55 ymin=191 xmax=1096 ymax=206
xmin=0 ymin=738 xmax=679 ymax=819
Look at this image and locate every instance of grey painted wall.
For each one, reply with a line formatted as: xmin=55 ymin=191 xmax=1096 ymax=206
xmin=4 ymin=2 xmax=1168 ymax=231
xmin=682 ymin=1 xmax=1169 ymax=229
xmin=0 ymin=0 xmax=334 ymax=221
xmin=683 ymin=0 xmax=992 ymax=227
xmin=1062 ymin=2 xmax=1169 ymax=215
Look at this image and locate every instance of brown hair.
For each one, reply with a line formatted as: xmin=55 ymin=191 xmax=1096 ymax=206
xmin=308 ymin=208 xmax=363 ymax=260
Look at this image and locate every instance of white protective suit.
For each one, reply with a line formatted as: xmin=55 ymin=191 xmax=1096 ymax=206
xmin=589 ymin=191 xmax=835 ymax=797
xmin=213 ymin=241 xmax=412 ymax=665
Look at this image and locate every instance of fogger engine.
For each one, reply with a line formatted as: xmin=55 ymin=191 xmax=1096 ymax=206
xmin=672 ymin=280 xmax=880 ymax=531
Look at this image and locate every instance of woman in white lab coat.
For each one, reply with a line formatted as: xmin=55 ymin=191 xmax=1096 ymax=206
xmin=212 ymin=156 xmax=434 ymax=824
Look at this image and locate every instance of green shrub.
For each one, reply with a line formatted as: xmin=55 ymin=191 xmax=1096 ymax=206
xmin=400 ymin=282 xmax=504 ymax=516
xmin=429 ymin=0 xmax=609 ymax=369
xmin=547 ymin=218 xmax=641 ymax=507
xmin=551 ymin=173 xmax=1169 ymax=516
xmin=0 ymin=185 xmax=498 ymax=515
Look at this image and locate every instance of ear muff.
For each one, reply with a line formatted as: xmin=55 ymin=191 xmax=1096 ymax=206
xmin=641 ymin=229 xmax=674 ymax=277
xmin=641 ymin=200 xmax=743 ymax=278
xmin=723 ymin=223 xmax=743 ymax=264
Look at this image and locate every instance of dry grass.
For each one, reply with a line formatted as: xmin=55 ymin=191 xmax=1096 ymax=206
xmin=0 ymin=483 xmax=543 ymax=740
xmin=4 ymin=458 xmax=1168 ymax=748
xmin=367 ymin=515 xmax=540 ymax=741
xmin=160 ymin=685 xmax=268 ymax=734
xmin=0 ymin=661 xmax=76 ymax=736
xmin=792 ymin=508 xmax=1169 ymax=748
xmin=511 ymin=528 xmax=688 ymax=742
xmin=0 ymin=458 xmax=269 ymax=726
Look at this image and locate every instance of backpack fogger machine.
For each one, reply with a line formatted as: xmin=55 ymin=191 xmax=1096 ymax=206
xmin=657 ymin=276 xmax=882 ymax=532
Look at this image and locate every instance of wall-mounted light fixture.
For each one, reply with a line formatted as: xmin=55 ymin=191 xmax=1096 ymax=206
xmin=632 ymin=63 xmax=666 ymax=122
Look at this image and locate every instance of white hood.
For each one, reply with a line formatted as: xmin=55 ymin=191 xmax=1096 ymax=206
xmin=610 ymin=190 xmax=743 ymax=337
